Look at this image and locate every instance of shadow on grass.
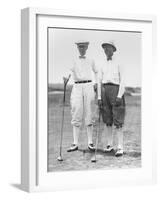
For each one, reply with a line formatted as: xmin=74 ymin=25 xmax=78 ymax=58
xmin=124 ymin=151 xmax=141 ymax=158
xmin=78 ymin=148 xmax=115 ymax=157
xmin=78 ymin=148 xmax=141 ymax=158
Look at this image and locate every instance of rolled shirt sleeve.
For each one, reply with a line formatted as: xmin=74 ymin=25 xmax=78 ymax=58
xmin=97 ymin=67 xmax=103 ymax=100
xmin=92 ymin=59 xmax=98 ymax=73
xmin=91 ymin=59 xmax=99 ymax=85
xmin=117 ymin=65 xmax=125 ymax=98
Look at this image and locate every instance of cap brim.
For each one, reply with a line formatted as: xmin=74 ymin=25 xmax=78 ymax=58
xmin=75 ymin=42 xmax=89 ymax=46
xmin=102 ymin=43 xmax=116 ymax=52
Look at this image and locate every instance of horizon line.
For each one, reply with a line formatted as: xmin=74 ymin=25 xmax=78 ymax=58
xmin=48 ymin=83 xmax=142 ymax=88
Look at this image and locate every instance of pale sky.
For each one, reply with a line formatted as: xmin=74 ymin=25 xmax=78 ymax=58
xmin=48 ymin=28 xmax=141 ymax=87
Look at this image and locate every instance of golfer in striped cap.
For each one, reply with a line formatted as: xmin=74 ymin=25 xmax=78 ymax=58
xmin=98 ymin=41 xmax=126 ymax=156
xmin=67 ymin=41 xmax=99 ymax=152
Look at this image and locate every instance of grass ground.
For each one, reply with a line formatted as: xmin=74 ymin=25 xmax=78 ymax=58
xmin=48 ymin=91 xmax=141 ymax=172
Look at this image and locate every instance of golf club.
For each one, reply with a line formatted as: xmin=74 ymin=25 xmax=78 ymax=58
xmin=91 ymin=107 xmax=101 ymax=163
xmin=57 ymin=74 xmax=71 ymax=161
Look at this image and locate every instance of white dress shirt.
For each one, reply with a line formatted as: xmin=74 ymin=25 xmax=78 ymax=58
xmin=98 ymin=58 xmax=125 ymax=99
xmin=70 ymin=57 xmax=98 ymax=83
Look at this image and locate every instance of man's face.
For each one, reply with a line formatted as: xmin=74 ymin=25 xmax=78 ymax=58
xmin=104 ymin=45 xmax=114 ymax=59
xmin=77 ymin=45 xmax=88 ymax=56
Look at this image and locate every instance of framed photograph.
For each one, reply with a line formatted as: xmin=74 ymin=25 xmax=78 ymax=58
xmin=21 ymin=8 xmax=156 ymax=192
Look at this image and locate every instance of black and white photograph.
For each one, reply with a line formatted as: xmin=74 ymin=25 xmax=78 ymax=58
xmin=47 ymin=27 xmax=141 ymax=172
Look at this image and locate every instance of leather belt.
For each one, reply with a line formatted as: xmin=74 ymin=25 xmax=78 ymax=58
xmin=103 ymin=82 xmax=119 ymax=86
xmin=75 ymin=80 xmax=92 ymax=84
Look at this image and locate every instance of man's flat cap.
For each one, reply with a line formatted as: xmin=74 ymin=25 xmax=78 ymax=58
xmin=101 ymin=41 xmax=116 ymax=52
xmin=75 ymin=40 xmax=89 ymax=46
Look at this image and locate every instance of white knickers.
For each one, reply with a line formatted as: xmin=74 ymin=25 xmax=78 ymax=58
xmin=70 ymin=82 xmax=95 ymax=127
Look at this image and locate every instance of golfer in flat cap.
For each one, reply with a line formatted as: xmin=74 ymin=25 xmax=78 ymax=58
xmin=67 ymin=41 xmax=98 ymax=152
xmin=98 ymin=41 xmax=126 ymax=156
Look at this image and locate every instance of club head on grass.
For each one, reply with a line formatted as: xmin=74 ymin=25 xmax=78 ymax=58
xmin=57 ymin=156 xmax=63 ymax=161
xmin=91 ymin=157 xmax=97 ymax=163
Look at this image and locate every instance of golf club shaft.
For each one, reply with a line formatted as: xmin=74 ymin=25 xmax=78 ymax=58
xmin=59 ymin=85 xmax=66 ymax=157
xmin=57 ymin=75 xmax=71 ymax=161
xmin=94 ymin=108 xmax=101 ymax=161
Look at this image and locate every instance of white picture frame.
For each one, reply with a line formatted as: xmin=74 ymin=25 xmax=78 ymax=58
xmin=21 ymin=7 xmax=157 ymax=192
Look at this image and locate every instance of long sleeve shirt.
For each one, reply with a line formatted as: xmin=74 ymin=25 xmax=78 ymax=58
xmin=97 ymin=58 xmax=125 ymax=99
